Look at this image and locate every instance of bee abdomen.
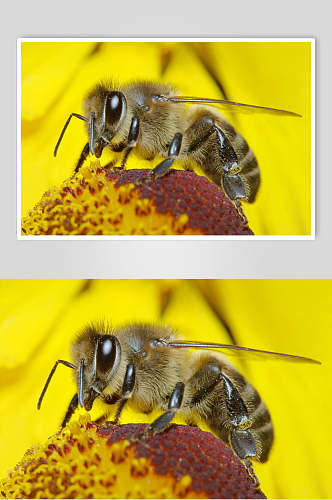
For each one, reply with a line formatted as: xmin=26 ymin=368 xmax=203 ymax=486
xmin=226 ymin=370 xmax=274 ymax=462
xmin=239 ymin=149 xmax=260 ymax=202
xmin=251 ymin=419 xmax=274 ymax=462
xmin=183 ymin=111 xmax=260 ymax=202
xmin=239 ymin=380 xmax=272 ymax=431
xmin=222 ymin=123 xmax=260 ymax=203
xmin=246 ymin=388 xmax=274 ymax=462
xmin=250 ymin=396 xmax=272 ymax=428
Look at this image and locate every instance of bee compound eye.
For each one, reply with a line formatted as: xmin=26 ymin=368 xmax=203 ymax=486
xmin=106 ymin=92 xmax=125 ymax=126
xmin=96 ymin=335 xmax=117 ymax=374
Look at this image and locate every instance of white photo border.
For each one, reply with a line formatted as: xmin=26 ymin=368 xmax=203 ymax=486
xmin=17 ymin=37 xmax=315 ymax=241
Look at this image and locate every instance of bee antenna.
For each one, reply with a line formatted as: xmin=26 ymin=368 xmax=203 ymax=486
xmin=37 ymin=360 xmax=76 ymax=410
xmin=89 ymin=112 xmax=95 ymax=155
xmin=53 ymin=113 xmax=88 ymax=157
xmin=79 ymin=358 xmax=85 ymax=408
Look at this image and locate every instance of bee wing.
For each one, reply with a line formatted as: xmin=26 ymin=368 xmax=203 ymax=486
xmin=167 ymin=340 xmax=321 ymax=364
xmin=156 ymin=95 xmax=302 ymax=117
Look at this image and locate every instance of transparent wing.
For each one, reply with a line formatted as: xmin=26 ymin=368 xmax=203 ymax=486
xmin=167 ymin=340 xmax=320 ymax=364
xmin=154 ymin=95 xmax=302 ymax=117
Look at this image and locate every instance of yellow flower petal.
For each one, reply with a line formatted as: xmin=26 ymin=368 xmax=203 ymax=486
xmin=21 ymin=42 xmax=96 ymax=122
xmin=0 ymin=280 xmax=83 ymax=368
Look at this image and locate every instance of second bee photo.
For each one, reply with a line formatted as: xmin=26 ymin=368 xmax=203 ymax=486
xmin=18 ymin=38 xmax=314 ymax=238
xmin=0 ymin=279 xmax=329 ymax=499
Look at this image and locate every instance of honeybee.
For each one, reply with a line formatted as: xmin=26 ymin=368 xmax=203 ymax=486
xmin=38 ymin=322 xmax=319 ymax=485
xmin=54 ymin=82 xmax=300 ymax=223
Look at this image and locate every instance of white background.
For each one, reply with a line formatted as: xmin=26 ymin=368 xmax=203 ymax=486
xmin=1 ymin=0 xmax=331 ymax=277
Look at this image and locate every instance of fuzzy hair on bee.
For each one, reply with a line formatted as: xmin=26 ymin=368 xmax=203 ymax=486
xmin=54 ymin=80 xmax=301 ymax=224
xmin=37 ymin=322 xmax=319 ymax=485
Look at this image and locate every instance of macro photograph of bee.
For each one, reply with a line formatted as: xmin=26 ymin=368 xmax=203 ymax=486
xmin=0 ymin=279 xmax=330 ymax=498
xmin=37 ymin=322 xmax=320 ymax=490
xmin=19 ymin=39 xmax=313 ymax=237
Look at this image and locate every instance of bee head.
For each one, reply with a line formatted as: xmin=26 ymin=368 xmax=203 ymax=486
xmin=73 ymin=327 xmax=121 ymax=411
xmin=90 ymin=91 xmax=127 ymax=158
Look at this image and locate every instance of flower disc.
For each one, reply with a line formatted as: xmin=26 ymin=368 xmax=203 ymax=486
xmin=21 ymin=165 xmax=254 ymax=236
xmin=0 ymin=418 xmax=266 ymax=499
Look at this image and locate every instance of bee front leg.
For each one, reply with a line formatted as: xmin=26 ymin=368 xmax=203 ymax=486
xmin=74 ymin=142 xmax=90 ymax=174
xmin=94 ymin=392 xmax=121 ymax=425
xmin=93 ymin=366 xmax=136 ymax=427
xmin=119 ymin=116 xmax=140 ymax=169
xmin=61 ymin=393 xmax=79 ymax=429
xmin=137 ymin=133 xmax=183 ymax=185
xmin=139 ymin=382 xmax=185 ymax=439
xmin=111 ymin=363 xmax=136 ymax=425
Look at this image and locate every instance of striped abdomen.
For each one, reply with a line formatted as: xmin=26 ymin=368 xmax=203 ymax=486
xmin=181 ymin=109 xmax=260 ymax=203
xmin=215 ymin=363 xmax=274 ymax=463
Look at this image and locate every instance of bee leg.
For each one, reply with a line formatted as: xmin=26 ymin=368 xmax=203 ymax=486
xmin=222 ymin=373 xmax=259 ymax=486
xmin=185 ymin=116 xmax=248 ymax=224
xmin=139 ymin=382 xmax=185 ymax=439
xmin=137 ymin=133 xmax=183 ymax=184
xmin=94 ymin=412 xmax=110 ymax=425
xmin=61 ymin=393 xmax=78 ymax=429
xmin=108 ymin=363 xmax=136 ymax=425
xmin=243 ymin=458 xmax=260 ymax=488
xmin=93 ymin=365 xmax=135 ymax=428
xmin=102 ymin=160 xmax=117 ymax=170
xmin=220 ymin=161 xmax=248 ymax=225
xmin=187 ymin=362 xmax=259 ymax=485
xmin=94 ymin=392 xmax=121 ymax=425
xmin=212 ymin=126 xmax=248 ymax=224
xmin=212 ymin=127 xmax=246 ymax=192
xmin=234 ymin=199 xmax=248 ymax=226
xmin=100 ymin=392 xmax=121 ymax=405
xmin=74 ymin=142 xmax=90 ymax=173
xmin=119 ymin=116 xmax=140 ymax=169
